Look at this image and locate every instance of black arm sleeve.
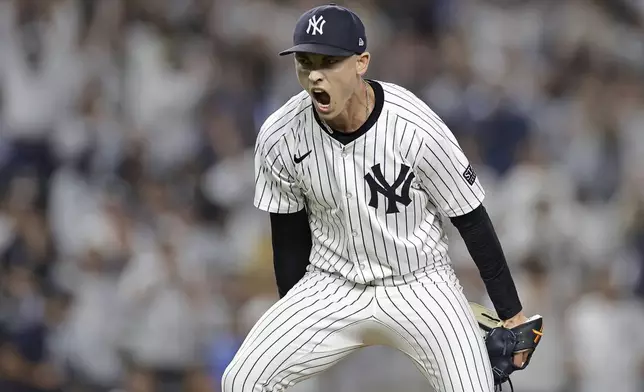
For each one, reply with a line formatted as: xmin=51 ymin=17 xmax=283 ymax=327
xmin=450 ymin=205 xmax=522 ymax=320
xmin=269 ymin=210 xmax=312 ymax=298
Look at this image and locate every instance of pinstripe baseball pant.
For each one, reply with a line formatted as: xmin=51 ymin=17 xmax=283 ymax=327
xmin=221 ymin=268 xmax=494 ymax=392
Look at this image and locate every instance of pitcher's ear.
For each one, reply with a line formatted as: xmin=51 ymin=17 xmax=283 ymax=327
xmin=356 ymin=52 xmax=370 ymax=76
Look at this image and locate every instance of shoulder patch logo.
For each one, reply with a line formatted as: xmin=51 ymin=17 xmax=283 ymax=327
xmin=463 ymin=164 xmax=477 ymax=186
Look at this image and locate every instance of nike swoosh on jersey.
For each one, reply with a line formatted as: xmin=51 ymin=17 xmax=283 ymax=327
xmin=293 ymin=150 xmax=312 ymax=163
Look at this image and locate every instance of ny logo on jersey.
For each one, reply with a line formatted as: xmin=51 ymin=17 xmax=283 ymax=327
xmin=365 ymin=164 xmax=415 ymax=214
xmin=306 ymin=15 xmax=326 ymax=35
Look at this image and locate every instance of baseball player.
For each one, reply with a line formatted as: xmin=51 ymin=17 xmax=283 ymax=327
xmin=222 ymin=4 xmax=542 ymax=392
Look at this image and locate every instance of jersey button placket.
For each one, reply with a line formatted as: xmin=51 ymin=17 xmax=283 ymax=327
xmin=339 ymin=145 xmax=365 ymax=280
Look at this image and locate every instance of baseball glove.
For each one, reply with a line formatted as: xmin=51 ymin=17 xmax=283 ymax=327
xmin=469 ymin=303 xmax=544 ymax=391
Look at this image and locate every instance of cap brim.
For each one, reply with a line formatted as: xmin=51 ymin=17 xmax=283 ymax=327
xmin=279 ymin=43 xmax=356 ymax=57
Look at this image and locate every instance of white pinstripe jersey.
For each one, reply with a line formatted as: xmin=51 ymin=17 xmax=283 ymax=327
xmin=254 ymin=80 xmax=485 ymax=285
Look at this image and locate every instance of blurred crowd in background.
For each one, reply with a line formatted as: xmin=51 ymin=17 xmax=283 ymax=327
xmin=0 ymin=0 xmax=643 ymax=391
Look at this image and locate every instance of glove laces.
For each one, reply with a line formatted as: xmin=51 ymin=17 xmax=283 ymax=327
xmin=495 ymin=378 xmax=513 ymax=392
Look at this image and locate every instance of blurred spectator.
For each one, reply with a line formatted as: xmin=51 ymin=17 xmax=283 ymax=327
xmin=62 ymin=248 xmax=124 ymax=392
xmin=627 ymin=194 xmax=644 ymax=299
xmin=0 ymin=284 xmax=70 ymax=392
xmin=503 ymin=254 xmax=567 ymax=392
xmin=117 ymin=235 xmax=210 ymax=392
xmin=566 ymin=265 xmax=644 ymax=392
xmin=475 ymin=94 xmax=532 ymax=178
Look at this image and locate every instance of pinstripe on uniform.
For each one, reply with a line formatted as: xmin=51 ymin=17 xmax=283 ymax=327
xmin=224 ymin=80 xmax=494 ymax=392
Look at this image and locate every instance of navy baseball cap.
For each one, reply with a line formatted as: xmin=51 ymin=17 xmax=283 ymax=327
xmin=279 ymin=3 xmax=367 ymax=57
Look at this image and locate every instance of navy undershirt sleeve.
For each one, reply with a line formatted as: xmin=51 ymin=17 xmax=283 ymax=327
xmin=270 ymin=210 xmax=312 ymax=298
xmin=450 ymin=205 xmax=523 ymax=320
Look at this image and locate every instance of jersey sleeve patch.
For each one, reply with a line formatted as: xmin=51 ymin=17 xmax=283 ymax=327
xmin=462 ymin=164 xmax=477 ymax=186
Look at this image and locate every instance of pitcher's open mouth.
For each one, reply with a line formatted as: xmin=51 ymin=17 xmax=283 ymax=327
xmin=312 ymin=90 xmax=330 ymax=105
xmin=311 ymin=88 xmax=331 ymax=113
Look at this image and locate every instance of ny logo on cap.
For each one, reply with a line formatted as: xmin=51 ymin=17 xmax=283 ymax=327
xmin=306 ymin=15 xmax=326 ymax=35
